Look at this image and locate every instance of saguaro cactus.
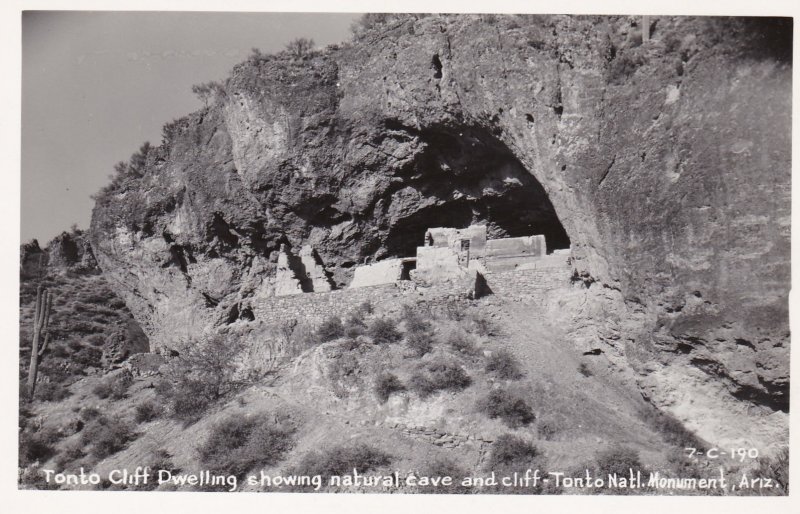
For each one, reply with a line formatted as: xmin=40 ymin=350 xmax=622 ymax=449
xmin=27 ymin=285 xmax=53 ymax=398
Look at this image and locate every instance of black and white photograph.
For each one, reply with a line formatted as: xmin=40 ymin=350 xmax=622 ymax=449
xmin=6 ymin=1 xmax=797 ymax=512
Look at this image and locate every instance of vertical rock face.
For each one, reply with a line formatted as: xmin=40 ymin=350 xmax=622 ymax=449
xmin=89 ymin=15 xmax=790 ymax=444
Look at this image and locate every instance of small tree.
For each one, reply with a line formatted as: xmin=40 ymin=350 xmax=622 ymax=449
xmin=168 ymin=332 xmax=246 ymax=401
xmin=191 ymin=81 xmax=225 ymax=108
xmin=128 ymin=141 xmax=152 ymax=175
xmin=285 ymin=38 xmax=315 ymax=59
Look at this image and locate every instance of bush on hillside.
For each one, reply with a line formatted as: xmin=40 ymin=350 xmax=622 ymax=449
xmin=368 ymin=318 xmax=402 ymax=345
xmin=162 ymin=332 xmax=247 ymax=421
xmin=374 ymin=372 xmax=405 ymax=403
xmin=446 ymin=329 xmax=478 ymax=355
xmin=402 ymin=304 xmax=432 ymax=334
xmin=479 ymin=389 xmax=535 ymax=428
xmin=134 ymin=399 xmax=163 ymax=423
xmin=410 ymin=358 xmax=471 ymax=398
xmin=19 ymin=425 xmax=61 ymax=467
xmin=285 ymin=37 xmax=315 ymax=59
xmin=484 ymin=349 xmax=523 ymax=380
xmin=485 ymin=434 xmax=551 ymax=494
xmin=92 ymin=370 xmax=133 ymax=400
xmin=80 ymin=416 xmax=136 ymax=459
xmin=594 ymin=445 xmax=646 ymax=477
xmin=317 ymin=316 xmax=345 ymax=342
xmin=289 ymin=443 xmax=392 ymax=491
xmin=197 ymin=412 xmax=296 ymax=480
xmin=750 ymin=447 xmax=789 ymax=494
xmin=35 ymin=381 xmax=71 ymax=402
xmin=406 ymin=331 xmax=434 ymax=357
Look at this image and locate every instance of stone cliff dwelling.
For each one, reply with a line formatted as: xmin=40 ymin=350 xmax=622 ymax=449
xmin=275 ymin=224 xmax=568 ymax=296
xmin=274 ymin=244 xmax=336 ymax=296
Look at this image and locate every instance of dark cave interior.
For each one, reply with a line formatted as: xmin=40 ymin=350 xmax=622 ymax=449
xmin=380 ymin=124 xmax=571 ymax=259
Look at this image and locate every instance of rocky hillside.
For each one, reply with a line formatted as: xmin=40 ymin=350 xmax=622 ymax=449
xmin=88 ymin=15 xmax=790 ymax=450
xmin=19 ymin=231 xmax=149 ymax=400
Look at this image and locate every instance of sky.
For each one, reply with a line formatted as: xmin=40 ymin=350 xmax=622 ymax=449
xmin=21 ymin=11 xmax=360 ymax=243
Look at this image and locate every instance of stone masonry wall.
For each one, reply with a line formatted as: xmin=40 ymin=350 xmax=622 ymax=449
xmin=249 ymin=255 xmax=572 ymax=328
xmin=483 ymin=256 xmax=572 ymax=304
xmin=251 ymin=279 xmax=477 ymax=328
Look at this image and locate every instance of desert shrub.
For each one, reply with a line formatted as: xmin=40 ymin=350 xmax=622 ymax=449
xmin=54 ymin=441 xmax=86 ymax=471
xmin=368 ymin=317 xmax=402 ymax=345
xmin=50 ymin=344 xmax=70 ymax=358
xmin=169 ymin=378 xmax=215 ymax=422
xmin=402 ymin=305 xmax=431 ymax=334
xmin=589 ymin=446 xmax=650 ymax=494
xmin=153 ymin=378 xmax=173 ymax=396
xmin=344 ymin=323 xmax=365 ymax=339
xmin=140 ymin=449 xmax=178 ymax=491
xmin=486 ymin=434 xmax=541 ymax=469
xmin=91 ymin=377 xmax=113 ymax=400
xmin=749 ymin=447 xmax=789 ymax=495
xmin=191 ymin=81 xmax=225 ymax=107
xmin=406 ymin=331 xmax=434 ymax=357
xmin=85 ymin=334 xmax=105 ymax=347
xmin=19 ymin=426 xmax=60 ymax=466
xmin=374 ymin=372 xmax=405 ymax=403
xmin=350 ymin=13 xmax=400 ymax=37
xmin=724 ymin=447 xmax=790 ymax=496
xmin=317 ymin=316 xmax=344 ymax=342
xmin=285 ymin=37 xmax=315 ymax=59
xmin=79 ymin=406 xmax=102 ymax=422
xmin=414 ymin=457 xmax=472 ymax=494
xmin=18 ymin=466 xmax=61 ymax=490
xmin=410 ymin=359 xmax=471 ymax=398
xmin=80 ymin=416 xmax=136 ymax=459
xmin=134 ymin=399 xmax=163 ymax=423
xmin=446 ymin=329 xmax=478 ymax=355
xmin=356 ymin=300 xmax=374 ymax=316
xmin=344 ymin=312 xmax=366 ymax=338
xmin=93 ymin=370 xmax=133 ymax=400
xmin=594 ymin=445 xmax=646 ymax=478
xmin=485 ymin=349 xmax=523 ymax=380
xmin=479 ymin=389 xmax=535 ymax=428
xmin=578 ymin=362 xmax=593 ymax=377
xmin=290 ymin=443 xmax=392 ymax=491
xmin=485 ymin=434 xmax=550 ymax=494
xmin=72 ymin=346 xmax=103 ymax=368
xmin=338 ymin=336 xmax=364 ymax=352
xmin=198 ymin=412 xmax=295 ymax=479
xmin=35 ymin=381 xmax=71 ymax=402
xmin=166 ymin=332 xmax=246 ymax=405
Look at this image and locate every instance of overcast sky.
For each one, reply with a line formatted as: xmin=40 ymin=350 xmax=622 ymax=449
xmin=21 ymin=11 xmax=359 ymax=243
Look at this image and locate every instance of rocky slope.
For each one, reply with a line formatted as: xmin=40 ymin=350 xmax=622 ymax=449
xmin=89 ymin=15 xmax=791 ymax=449
xmin=19 ymin=231 xmax=150 ymax=399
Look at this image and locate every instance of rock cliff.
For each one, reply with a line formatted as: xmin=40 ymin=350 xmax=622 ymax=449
xmin=89 ymin=15 xmax=791 ymax=445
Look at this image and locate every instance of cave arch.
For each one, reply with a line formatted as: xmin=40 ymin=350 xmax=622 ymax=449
xmin=380 ymin=124 xmax=570 ymax=259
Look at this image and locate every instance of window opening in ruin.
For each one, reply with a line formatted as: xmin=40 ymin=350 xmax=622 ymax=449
xmin=400 ymin=259 xmax=416 ymax=280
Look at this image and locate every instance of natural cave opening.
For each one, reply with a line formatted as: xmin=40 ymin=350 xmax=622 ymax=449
xmin=380 ymin=124 xmax=570 ymax=260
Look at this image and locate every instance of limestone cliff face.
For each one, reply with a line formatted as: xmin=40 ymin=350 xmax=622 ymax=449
xmin=89 ymin=15 xmax=791 ymax=436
